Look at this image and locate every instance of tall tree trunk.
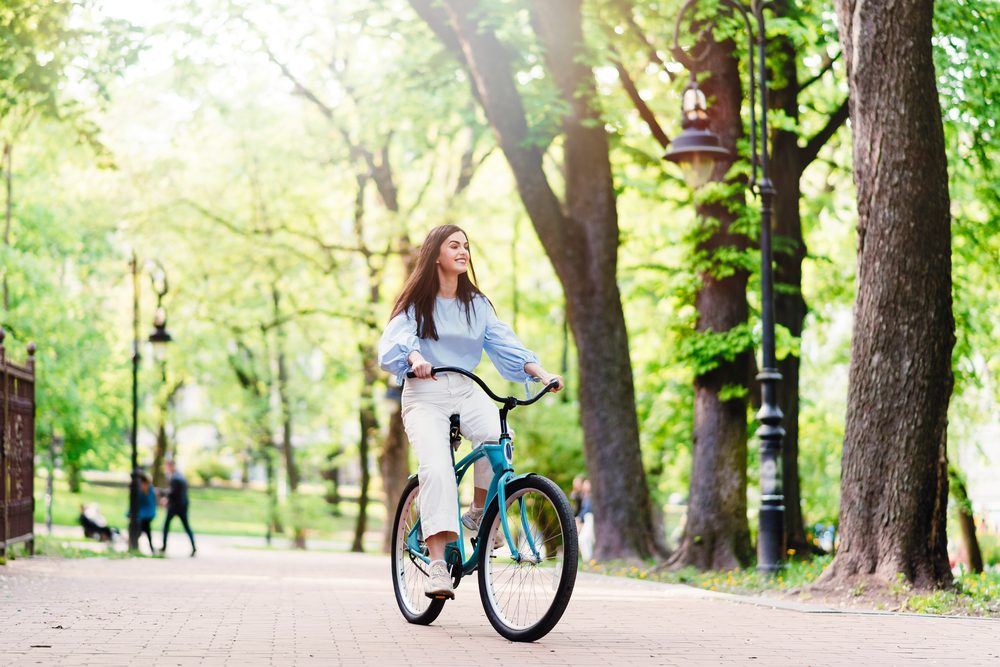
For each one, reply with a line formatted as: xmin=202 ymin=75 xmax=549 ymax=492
xmin=820 ymin=0 xmax=954 ymax=589
xmin=264 ymin=441 xmax=281 ymax=544
xmin=67 ymin=462 xmax=82 ymax=494
xmin=948 ymin=464 xmax=983 ymax=574
xmin=322 ymin=447 xmax=342 ymax=517
xmin=3 ymin=142 xmax=11 ymax=313
xmin=379 ymin=402 xmax=407 ymax=551
xmin=272 ymin=285 xmax=305 ymax=549
xmin=410 ymin=0 xmax=659 ymax=560
xmin=668 ymin=38 xmax=752 ymax=571
xmin=353 ymin=346 xmax=378 ymax=553
xmin=151 ymin=377 xmax=182 ymax=488
xmin=769 ymin=15 xmax=811 ymax=555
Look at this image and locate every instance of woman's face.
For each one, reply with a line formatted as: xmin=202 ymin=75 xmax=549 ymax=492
xmin=437 ymin=231 xmax=470 ymax=276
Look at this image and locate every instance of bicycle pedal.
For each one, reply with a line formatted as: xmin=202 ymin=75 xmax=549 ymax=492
xmin=427 ymin=593 xmax=454 ymax=601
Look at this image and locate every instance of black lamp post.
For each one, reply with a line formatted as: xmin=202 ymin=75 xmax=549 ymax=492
xmin=664 ymin=0 xmax=785 ymax=573
xmin=128 ymin=255 xmax=173 ymax=552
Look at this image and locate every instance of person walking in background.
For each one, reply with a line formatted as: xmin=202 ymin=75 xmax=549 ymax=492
xmin=578 ymin=478 xmax=595 ymax=562
xmin=129 ymin=470 xmax=157 ymax=554
xmin=161 ymin=459 xmax=196 ymax=557
xmin=570 ymin=474 xmax=585 ymax=532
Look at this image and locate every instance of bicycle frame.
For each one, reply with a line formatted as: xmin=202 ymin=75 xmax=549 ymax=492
xmin=403 ymin=367 xmax=554 ymax=576
xmin=405 ymin=440 xmax=543 ymax=576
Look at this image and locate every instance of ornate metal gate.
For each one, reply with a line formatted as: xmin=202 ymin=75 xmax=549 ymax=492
xmin=0 ymin=329 xmax=36 ymax=557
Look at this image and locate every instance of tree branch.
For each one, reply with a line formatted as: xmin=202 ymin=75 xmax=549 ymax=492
xmin=613 ymin=59 xmax=670 ymax=149
xmin=608 ymin=0 xmax=675 ymax=82
xmin=262 ymin=46 xmax=335 ymax=120
xmin=408 ymin=0 xmax=571 ymax=267
xmin=798 ymin=50 xmax=841 ymax=93
xmin=798 ymin=96 xmax=850 ymax=170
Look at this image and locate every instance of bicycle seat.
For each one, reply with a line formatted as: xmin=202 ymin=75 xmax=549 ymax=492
xmin=449 ymin=414 xmax=461 ymax=450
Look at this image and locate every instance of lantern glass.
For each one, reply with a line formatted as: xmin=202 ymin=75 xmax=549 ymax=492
xmin=679 ymin=152 xmax=717 ymax=189
xmin=682 ymin=85 xmax=708 ymax=125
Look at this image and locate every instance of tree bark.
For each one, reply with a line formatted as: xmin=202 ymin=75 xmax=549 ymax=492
xmin=352 ymin=344 xmax=378 ymax=553
xmin=379 ymin=402 xmax=408 ymax=552
xmin=272 ymin=285 xmax=305 ymax=549
xmin=321 ymin=447 xmax=342 ymax=517
xmin=3 ymin=142 xmax=11 ymax=313
xmin=819 ymin=0 xmax=954 ymax=589
xmin=409 ymin=0 xmax=659 ymax=560
xmin=949 ymin=464 xmax=983 ymax=574
xmin=668 ymin=38 xmax=752 ymax=571
xmin=151 ymin=377 xmax=183 ymax=488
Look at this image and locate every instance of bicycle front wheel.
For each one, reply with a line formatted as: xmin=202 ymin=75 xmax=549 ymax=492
xmin=391 ymin=476 xmax=446 ymax=625
xmin=477 ymin=474 xmax=578 ymax=642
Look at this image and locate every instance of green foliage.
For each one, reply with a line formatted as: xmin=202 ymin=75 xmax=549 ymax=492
xmin=0 ymin=0 xmax=141 ymax=151
xmin=193 ymin=456 xmax=234 ymax=486
xmin=586 ymin=554 xmax=832 ymax=592
xmin=511 ymin=398 xmax=585 ymax=493
xmin=677 ymin=323 xmax=755 ymax=378
xmin=29 ymin=534 xmax=134 ymax=560
xmin=3 ymin=120 xmax=130 ymax=476
xmin=587 ymin=557 xmax=1000 ymax=616
xmin=894 ymin=571 xmax=1000 ymax=616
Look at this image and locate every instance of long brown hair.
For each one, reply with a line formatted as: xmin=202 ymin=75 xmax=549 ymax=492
xmin=390 ymin=224 xmax=484 ymax=340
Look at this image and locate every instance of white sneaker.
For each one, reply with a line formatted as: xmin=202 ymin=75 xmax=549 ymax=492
xmin=463 ymin=505 xmax=505 ymax=550
xmin=424 ymin=560 xmax=455 ymax=600
xmin=461 ymin=505 xmax=484 ymax=531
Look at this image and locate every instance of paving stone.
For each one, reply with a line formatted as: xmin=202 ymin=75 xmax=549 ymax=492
xmin=0 ymin=534 xmax=996 ymax=665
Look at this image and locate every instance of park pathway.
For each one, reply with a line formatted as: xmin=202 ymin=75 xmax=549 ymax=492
xmin=0 ymin=534 xmax=997 ymax=666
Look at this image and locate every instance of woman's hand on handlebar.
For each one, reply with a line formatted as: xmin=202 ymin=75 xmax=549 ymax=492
xmin=408 ymin=351 xmax=435 ymax=380
xmin=541 ymin=373 xmax=564 ymax=393
xmin=525 ymin=362 xmax=563 ymax=393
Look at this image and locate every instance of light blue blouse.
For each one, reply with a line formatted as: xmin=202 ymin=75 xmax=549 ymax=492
xmin=378 ymin=295 xmax=539 ymax=384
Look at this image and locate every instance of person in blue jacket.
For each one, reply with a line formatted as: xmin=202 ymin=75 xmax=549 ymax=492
xmin=128 ymin=470 xmax=157 ymax=554
xmin=378 ymin=224 xmax=563 ymax=600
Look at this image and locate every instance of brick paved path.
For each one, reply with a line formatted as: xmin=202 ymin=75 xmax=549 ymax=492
xmin=1 ymin=535 xmax=997 ymax=666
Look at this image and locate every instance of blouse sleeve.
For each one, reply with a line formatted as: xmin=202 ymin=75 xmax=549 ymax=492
xmin=482 ymin=300 xmax=540 ymax=383
xmin=379 ymin=310 xmax=421 ymax=380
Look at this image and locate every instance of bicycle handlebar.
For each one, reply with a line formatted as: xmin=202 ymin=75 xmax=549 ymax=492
xmin=405 ymin=366 xmax=558 ymax=407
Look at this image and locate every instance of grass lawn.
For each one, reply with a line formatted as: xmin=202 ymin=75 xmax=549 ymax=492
xmin=584 ymin=555 xmax=1000 ymax=616
xmin=34 ymin=477 xmax=385 ymax=542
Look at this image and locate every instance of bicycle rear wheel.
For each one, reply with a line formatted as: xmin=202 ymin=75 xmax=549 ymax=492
xmin=477 ymin=474 xmax=578 ymax=642
xmin=391 ymin=476 xmax=446 ymax=625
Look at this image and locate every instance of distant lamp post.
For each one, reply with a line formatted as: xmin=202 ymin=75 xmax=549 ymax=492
xmin=148 ymin=264 xmax=173 ymax=365
xmin=46 ymin=434 xmax=64 ymax=536
xmin=664 ymin=0 xmax=785 ymax=573
xmin=128 ymin=256 xmax=174 ymax=552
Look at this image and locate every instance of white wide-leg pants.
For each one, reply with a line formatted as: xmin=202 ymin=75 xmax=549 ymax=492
xmin=401 ymin=372 xmax=503 ymax=538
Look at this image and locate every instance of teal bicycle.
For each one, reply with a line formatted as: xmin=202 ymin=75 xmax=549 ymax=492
xmin=390 ymin=367 xmax=578 ymax=642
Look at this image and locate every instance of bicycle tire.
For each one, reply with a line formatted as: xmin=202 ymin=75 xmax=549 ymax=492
xmin=391 ymin=476 xmax=446 ymax=625
xmin=477 ymin=474 xmax=578 ymax=642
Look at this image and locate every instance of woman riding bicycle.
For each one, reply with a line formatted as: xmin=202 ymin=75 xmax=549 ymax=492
xmin=378 ymin=224 xmax=563 ymax=600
